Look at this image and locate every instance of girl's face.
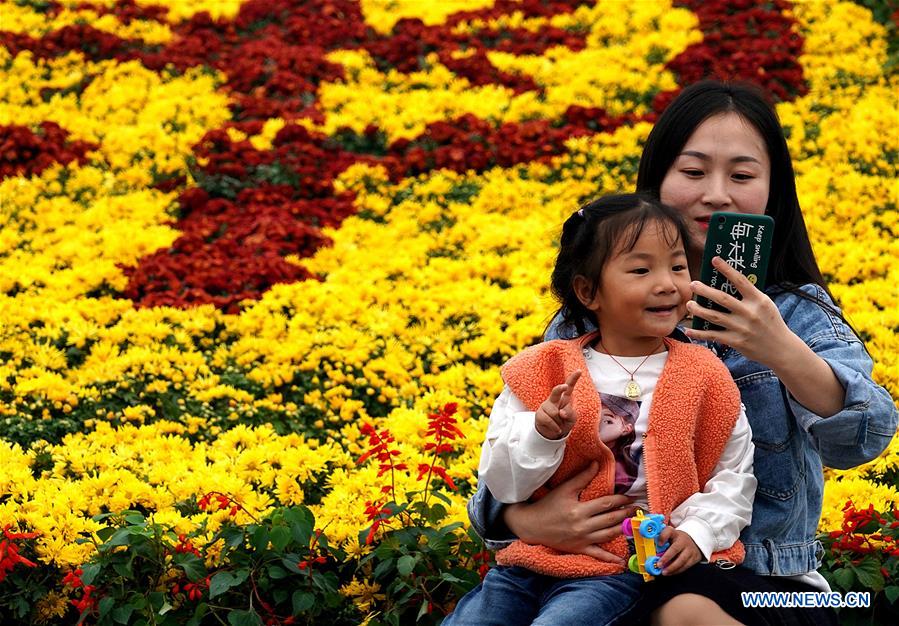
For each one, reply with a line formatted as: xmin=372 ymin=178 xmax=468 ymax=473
xmin=576 ymin=220 xmax=691 ymax=356
xmin=599 ymin=408 xmax=633 ymax=444
xmin=659 ymin=112 xmax=771 ymax=256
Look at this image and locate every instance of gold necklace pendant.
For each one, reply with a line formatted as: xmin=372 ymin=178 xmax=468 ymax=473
xmin=625 ymin=379 xmax=641 ymax=400
xmin=599 ymin=338 xmax=662 ymax=401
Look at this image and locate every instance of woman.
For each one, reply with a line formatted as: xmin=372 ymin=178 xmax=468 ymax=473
xmin=467 ymin=80 xmax=898 ymax=625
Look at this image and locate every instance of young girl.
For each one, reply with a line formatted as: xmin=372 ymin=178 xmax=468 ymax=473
xmin=444 ymin=193 xmax=757 ymax=626
xmin=469 ymin=80 xmax=898 ymax=626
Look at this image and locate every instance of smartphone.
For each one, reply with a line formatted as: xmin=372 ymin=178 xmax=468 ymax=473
xmin=691 ymin=212 xmax=774 ymax=331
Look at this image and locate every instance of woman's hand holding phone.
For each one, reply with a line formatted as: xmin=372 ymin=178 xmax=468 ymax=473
xmin=685 ymin=256 xmax=792 ymax=367
xmin=687 ymin=256 xmax=847 ymax=417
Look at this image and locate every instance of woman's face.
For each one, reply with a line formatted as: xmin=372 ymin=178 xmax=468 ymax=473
xmin=659 ymin=112 xmax=771 ymax=255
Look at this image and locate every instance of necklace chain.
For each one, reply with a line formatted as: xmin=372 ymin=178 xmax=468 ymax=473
xmin=598 ymin=339 xmax=665 ymax=400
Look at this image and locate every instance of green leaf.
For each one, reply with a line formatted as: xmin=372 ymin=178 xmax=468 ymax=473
xmin=208 ymin=569 xmax=249 ymax=599
xmin=267 ymin=565 xmax=289 ymax=580
xmin=112 ymin=559 xmax=133 ymax=578
xmin=439 ymin=572 xmax=467 ymax=584
xmin=96 ymin=527 xmax=117 ymax=542
xmin=129 ymin=595 xmax=147 ymax=610
xmin=222 ymin=526 xmax=245 ymax=548
xmin=124 ymin=512 xmax=146 ymax=525
xmin=284 ymin=507 xmax=314 ymax=543
xmin=833 ymin=567 xmax=856 ymax=591
xmin=428 ymin=503 xmax=448 ymax=523
xmin=250 ymin=525 xmax=270 ymax=552
xmin=852 ymin=559 xmax=885 ymax=591
xmin=417 ymin=599 xmax=430 ymax=621
xmin=159 ymin=600 xmax=173 ymax=615
xmin=209 ymin=571 xmax=236 ymax=599
xmin=174 ymin=553 xmax=206 ymax=582
xmin=112 ymin=605 xmax=134 ymax=624
xmin=232 ymin=569 xmax=249 ymax=585
xmin=281 ymin=556 xmax=304 ymax=573
xmin=148 ymin=592 xmax=167 ymax=612
xmin=269 ymin=526 xmax=291 ymax=552
xmin=372 ymin=558 xmax=395 ymax=579
xmin=98 ymin=596 xmax=115 ymax=619
xmin=80 ymin=563 xmax=101 ymax=586
xmin=227 ymin=609 xmax=262 ymax=626
xmin=311 ymin=571 xmax=339 ymax=595
xmin=885 ymin=585 xmax=899 ymax=604
xmin=397 ymin=555 xmax=417 ymax=576
xmin=106 ymin=528 xmax=132 ymax=548
xmin=430 ymin=490 xmax=453 ymax=506
xmin=187 ymin=602 xmax=209 ymax=626
xmin=292 ymin=590 xmax=315 ymax=614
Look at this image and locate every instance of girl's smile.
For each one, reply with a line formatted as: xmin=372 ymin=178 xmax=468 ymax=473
xmin=575 ymin=220 xmax=692 ymax=356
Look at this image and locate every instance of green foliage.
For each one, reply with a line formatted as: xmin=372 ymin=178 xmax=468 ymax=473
xmin=819 ymin=501 xmax=899 ymax=625
xmin=357 ymin=497 xmax=484 ymax=625
xmin=0 ymin=536 xmax=58 ymax=623
xmin=1 ymin=490 xmax=486 ymax=625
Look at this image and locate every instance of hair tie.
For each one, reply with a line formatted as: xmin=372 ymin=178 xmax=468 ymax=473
xmin=577 ymin=208 xmax=585 ymax=217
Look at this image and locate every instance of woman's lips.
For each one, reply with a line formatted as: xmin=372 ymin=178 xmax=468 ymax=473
xmin=695 ymin=216 xmax=711 ymax=230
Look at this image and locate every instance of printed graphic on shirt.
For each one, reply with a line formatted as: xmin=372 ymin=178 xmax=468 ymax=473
xmin=599 ymin=393 xmax=641 ymax=494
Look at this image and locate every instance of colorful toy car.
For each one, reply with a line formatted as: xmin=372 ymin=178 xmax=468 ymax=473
xmin=621 ymin=508 xmax=669 ymax=581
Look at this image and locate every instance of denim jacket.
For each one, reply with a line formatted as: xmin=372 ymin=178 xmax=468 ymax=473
xmin=467 ymin=284 xmax=898 ymax=576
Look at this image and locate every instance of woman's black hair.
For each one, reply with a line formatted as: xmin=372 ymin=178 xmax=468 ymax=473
xmin=549 ymin=193 xmax=690 ymax=336
xmin=636 ymin=79 xmax=858 ymax=332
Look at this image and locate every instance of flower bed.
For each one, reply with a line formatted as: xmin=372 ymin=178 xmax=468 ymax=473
xmin=0 ymin=1 xmax=896 ymax=624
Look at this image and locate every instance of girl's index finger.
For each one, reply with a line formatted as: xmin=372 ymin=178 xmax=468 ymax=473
xmin=547 ymin=382 xmax=568 ymax=405
xmin=565 ymin=371 xmax=582 ymax=387
xmin=558 ymin=371 xmax=581 ymax=408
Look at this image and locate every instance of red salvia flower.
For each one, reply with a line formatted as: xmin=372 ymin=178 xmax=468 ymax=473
xmin=416 ymin=463 xmax=458 ymax=491
xmin=174 ymin=534 xmax=201 ymax=557
xmin=425 ymin=403 xmax=464 ymax=454
xmin=62 ymin=567 xmax=84 ymax=589
xmin=0 ymin=526 xmax=40 ymax=583
xmin=357 ymin=423 xmax=406 ymax=476
xmin=362 ymin=499 xmax=395 ymax=545
xmin=71 ymin=584 xmax=99 ymax=614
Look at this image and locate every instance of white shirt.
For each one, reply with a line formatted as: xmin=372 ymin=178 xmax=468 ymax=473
xmin=479 ymin=346 xmax=757 ymax=561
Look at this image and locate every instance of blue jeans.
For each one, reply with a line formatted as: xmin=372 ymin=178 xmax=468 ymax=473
xmin=444 ymin=566 xmax=643 ymax=626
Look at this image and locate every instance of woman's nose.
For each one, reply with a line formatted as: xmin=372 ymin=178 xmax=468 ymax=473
xmin=702 ymin=175 xmax=731 ymax=208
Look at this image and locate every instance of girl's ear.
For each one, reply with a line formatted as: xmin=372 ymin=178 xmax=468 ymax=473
xmin=572 ymin=275 xmax=598 ymax=309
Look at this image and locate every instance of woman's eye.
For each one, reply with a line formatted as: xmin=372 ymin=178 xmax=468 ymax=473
xmin=672 ymin=265 xmax=687 ymax=272
xmin=682 ymin=169 xmax=703 ymax=177
xmin=630 ymin=268 xmax=649 ymax=274
xmin=733 ymin=173 xmax=754 ymax=181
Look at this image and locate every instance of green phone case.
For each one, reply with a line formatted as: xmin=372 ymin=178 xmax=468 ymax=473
xmin=692 ymin=212 xmax=775 ymax=332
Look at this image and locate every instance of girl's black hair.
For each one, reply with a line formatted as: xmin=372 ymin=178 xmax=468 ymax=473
xmin=636 ymin=79 xmax=859 ymax=334
xmin=549 ymin=193 xmax=690 ymax=336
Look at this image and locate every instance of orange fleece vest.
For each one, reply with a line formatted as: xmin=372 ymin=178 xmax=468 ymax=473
xmin=495 ymin=333 xmax=745 ymax=578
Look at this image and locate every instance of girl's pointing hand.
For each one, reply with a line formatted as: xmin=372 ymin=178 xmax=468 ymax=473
xmin=535 ymin=371 xmax=581 ymax=440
